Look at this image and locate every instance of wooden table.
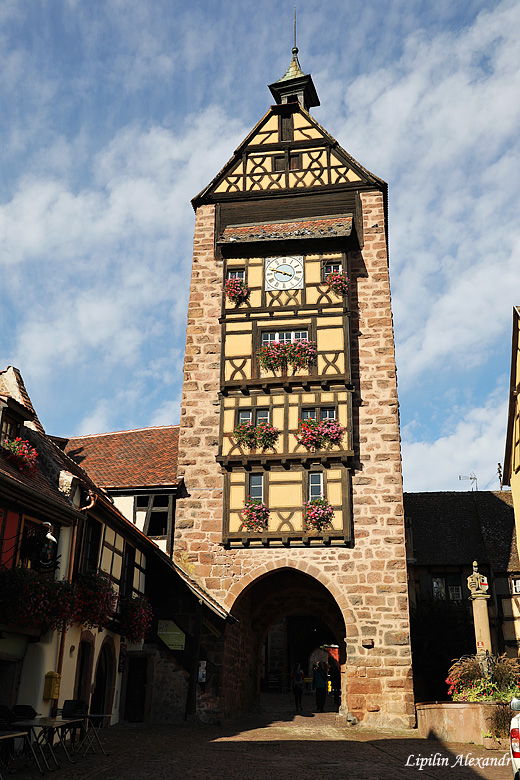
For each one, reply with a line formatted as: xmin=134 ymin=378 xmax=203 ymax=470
xmin=0 ymin=729 xmax=43 ymax=777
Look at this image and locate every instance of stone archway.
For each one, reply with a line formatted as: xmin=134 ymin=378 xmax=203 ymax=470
xmin=221 ymin=567 xmax=346 ymax=718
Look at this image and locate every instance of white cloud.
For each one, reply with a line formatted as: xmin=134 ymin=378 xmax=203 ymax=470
xmin=402 ymin=389 xmax=507 ymax=492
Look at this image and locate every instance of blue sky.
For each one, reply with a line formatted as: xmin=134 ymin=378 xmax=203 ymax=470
xmin=1 ymin=0 xmax=519 ymax=492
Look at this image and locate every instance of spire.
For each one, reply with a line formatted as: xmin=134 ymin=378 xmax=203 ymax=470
xmin=268 ymin=11 xmax=320 ymax=111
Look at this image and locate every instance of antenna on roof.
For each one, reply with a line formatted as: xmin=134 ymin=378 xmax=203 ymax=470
xmin=459 ymin=472 xmax=478 ymax=491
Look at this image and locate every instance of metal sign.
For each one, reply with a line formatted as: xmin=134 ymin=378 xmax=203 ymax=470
xmin=157 ymin=620 xmax=185 ymax=650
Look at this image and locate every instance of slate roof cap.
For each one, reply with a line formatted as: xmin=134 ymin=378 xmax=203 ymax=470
xmin=404 ymin=490 xmax=518 ymax=573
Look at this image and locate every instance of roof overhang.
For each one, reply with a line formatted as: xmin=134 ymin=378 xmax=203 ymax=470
xmin=218 ymin=214 xmax=353 ymax=246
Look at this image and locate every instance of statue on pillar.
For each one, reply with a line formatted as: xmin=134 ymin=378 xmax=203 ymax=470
xmin=467 ymin=560 xmax=488 ymax=596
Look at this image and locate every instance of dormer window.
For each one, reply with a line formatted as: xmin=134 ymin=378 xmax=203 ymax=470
xmin=1 ymin=414 xmax=20 ymax=446
xmin=0 ymin=397 xmax=33 ymax=446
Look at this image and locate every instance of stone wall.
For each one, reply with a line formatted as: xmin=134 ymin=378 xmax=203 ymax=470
xmin=175 ymin=194 xmax=414 ymax=727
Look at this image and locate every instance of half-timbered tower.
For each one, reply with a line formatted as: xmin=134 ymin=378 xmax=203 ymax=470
xmin=175 ymin=49 xmax=414 ymax=727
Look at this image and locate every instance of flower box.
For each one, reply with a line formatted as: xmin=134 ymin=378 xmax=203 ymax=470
xmin=257 ymin=340 xmax=317 ymax=374
xmin=296 ymin=419 xmax=346 ymax=450
xmin=242 ymin=499 xmax=269 ymax=532
xmin=325 ymin=271 xmax=349 ymax=296
xmin=74 ymin=571 xmax=117 ymax=630
xmin=2 ymin=438 xmax=38 ymax=476
xmin=257 ymin=342 xmax=288 ymax=373
xmin=0 ymin=567 xmax=75 ymax=631
xmin=118 ymin=593 xmax=153 ymax=644
xmin=233 ymin=421 xmax=280 ymax=451
xmin=233 ymin=421 xmax=257 ymax=449
xmin=223 ymin=277 xmax=248 ymax=305
xmin=303 ymin=498 xmax=334 ymax=532
xmin=255 ymin=422 xmax=279 ymax=450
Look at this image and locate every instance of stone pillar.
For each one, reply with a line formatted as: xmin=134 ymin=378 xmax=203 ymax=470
xmin=467 ymin=560 xmax=492 ymax=655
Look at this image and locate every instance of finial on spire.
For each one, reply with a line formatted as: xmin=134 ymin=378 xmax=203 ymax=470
xmin=268 ymin=9 xmax=320 ymax=111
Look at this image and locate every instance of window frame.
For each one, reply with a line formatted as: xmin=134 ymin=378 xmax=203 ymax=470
xmin=301 ymin=406 xmax=337 ymax=422
xmin=308 ymin=472 xmax=324 ymax=500
xmin=248 ymin=473 xmax=264 ymax=502
xmin=323 ymin=261 xmax=342 ymax=281
xmin=261 ymin=329 xmax=308 ymax=345
xmin=237 ymin=408 xmax=270 ymax=425
xmin=227 ymin=268 xmax=245 ymax=281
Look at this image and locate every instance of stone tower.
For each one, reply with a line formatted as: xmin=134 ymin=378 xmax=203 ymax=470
xmin=175 ymin=49 xmax=414 ymax=727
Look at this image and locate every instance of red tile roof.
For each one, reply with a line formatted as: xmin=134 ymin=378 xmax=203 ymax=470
xmin=64 ymin=426 xmax=180 ymax=490
xmin=218 ymin=215 xmax=353 ymax=244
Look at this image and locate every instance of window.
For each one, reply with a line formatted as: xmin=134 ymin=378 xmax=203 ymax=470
xmin=289 ymin=154 xmax=301 ymax=171
xmin=273 ymin=156 xmax=285 ymax=173
xmin=238 ymin=409 xmax=269 ymax=425
xmin=100 ymin=526 xmax=124 ymax=585
xmin=280 ymin=114 xmax=293 ymax=142
xmin=249 ymin=474 xmax=263 ymax=501
xmin=83 ymin=518 xmax=102 ymax=572
xmin=272 ymin=154 xmax=301 ymax=172
xmin=320 ymin=408 xmax=336 ymax=420
xmin=1 ymin=415 xmax=20 ymax=446
xmin=323 ymin=262 xmax=342 ymax=281
xmin=261 ymin=330 xmax=308 ymax=345
xmin=309 ymin=473 xmax=323 ymax=500
xmin=512 ymin=579 xmax=520 ymax=595
xmin=301 ymin=408 xmax=336 ymax=421
xmin=228 ymin=269 xmax=245 ymax=280
xmin=432 ymin=574 xmax=463 ymax=601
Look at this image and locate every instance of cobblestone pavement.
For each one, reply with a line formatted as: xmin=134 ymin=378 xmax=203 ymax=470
xmin=3 ymin=694 xmax=514 ymax=780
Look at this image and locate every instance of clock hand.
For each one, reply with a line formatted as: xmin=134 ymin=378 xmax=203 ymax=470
xmin=273 ymin=269 xmax=293 ymax=277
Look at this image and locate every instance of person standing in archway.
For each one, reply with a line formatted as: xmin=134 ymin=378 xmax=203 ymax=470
xmin=292 ymin=663 xmax=305 ymax=711
xmin=313 ymin=661 xmax=328 ymax=713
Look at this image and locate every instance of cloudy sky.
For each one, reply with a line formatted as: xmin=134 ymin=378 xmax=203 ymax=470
xmin=1 ymin=0 xmax=519 ymax=492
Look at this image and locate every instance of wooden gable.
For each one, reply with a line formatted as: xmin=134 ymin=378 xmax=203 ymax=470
xmin=192 ymin=104 xmax=384 ymax=208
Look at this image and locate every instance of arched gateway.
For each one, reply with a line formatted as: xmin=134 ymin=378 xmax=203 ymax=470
xmin=223 ymin=566 xmax=346 ymax=714
xmin=174 ymin=49 xmax=414 ymax=727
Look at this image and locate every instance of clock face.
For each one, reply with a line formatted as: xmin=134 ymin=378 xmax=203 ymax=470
xmin=265 ymin=256 xmax=304 ymax=291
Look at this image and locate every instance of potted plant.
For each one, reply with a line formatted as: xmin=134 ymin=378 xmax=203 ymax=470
xmin=286 ymin=339 xmax=317 ymax=371
xmin=257 ymin=342 xmax=288 ymax=373
xmin=255 ymin=421 xmax=280 ymax=450
xmin=233 ymin=421 xmax=258 ymax=449
xmin=296 ymin=418 xmax=346 ymax=450
xmin=2 ymin=438 xmax=38 ymax=476
xmin=118 ymin=593 xmax=153 ymax=644
xmin=242 ymin=498 xmax=269 ymax=532
xmin=0 ymin=566 xmax=47 ymax=629
xmin=296 ymin=419 xmax=323 ymax=450
xmin=74 ymin=571 xmax=117 ymax=630
xmin=303 ymin=498 xmax=334 ymax=532
xmin=0 ymin=567 xmax=76 ymax=631
xmin=223 ymin=277 xmax=248 ymax=305
xmin=325 ymin=270 xmax=349 ymax=296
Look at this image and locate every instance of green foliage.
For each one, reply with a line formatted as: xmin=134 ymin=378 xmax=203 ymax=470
xmin=447 ymin=652 xmax=520 ymax=702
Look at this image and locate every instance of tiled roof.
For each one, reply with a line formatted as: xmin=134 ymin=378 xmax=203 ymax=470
xmin=218 ymin=215 xmax=353 ymax=244
xmin=0 ymin=446 xmax=76 ymax=516
xmin=64 ymin=426 xmax=180 ymax=490
xmin=405 ymin=491 xmax=518 ymax=572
